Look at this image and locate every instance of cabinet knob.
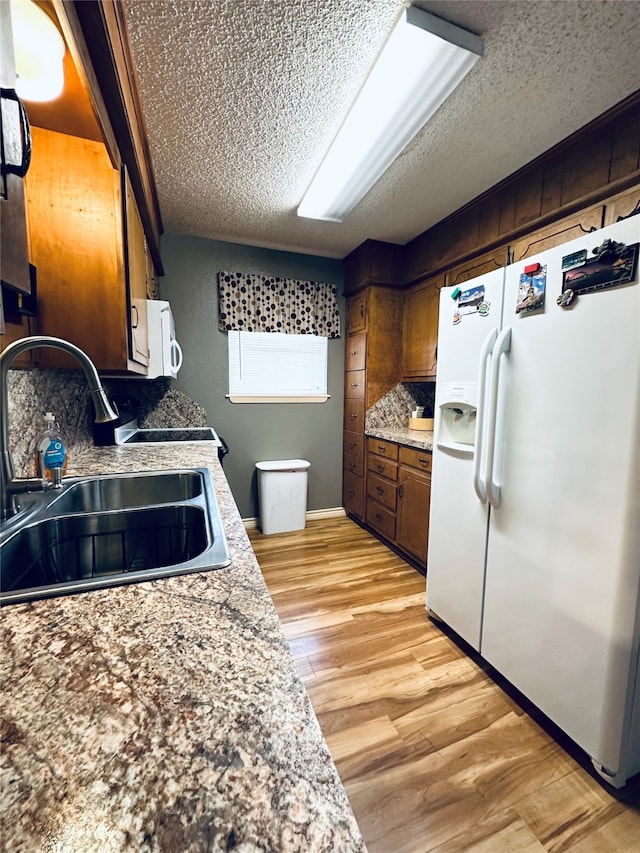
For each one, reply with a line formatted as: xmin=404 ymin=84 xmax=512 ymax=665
xmin=349 ymin=462 xmax=356 ymax=470
xmin=349 ymin=442 xmax=356 ymax=450
xmin=350 ymin=383 xmax=359 ymax=388
xmin=350 ymin=413 xmax=358 ymax=420
xmin=375 ymin=512 xmax=383 ymax=521
xmin=350 ymin=349 xmax=359 ymax=356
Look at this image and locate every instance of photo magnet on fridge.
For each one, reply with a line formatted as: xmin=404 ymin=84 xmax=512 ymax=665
xmin=516 ymin=266 xmax=546 ymax=314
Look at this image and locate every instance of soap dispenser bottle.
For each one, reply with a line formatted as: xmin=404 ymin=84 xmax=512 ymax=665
xmin=36 ymin=412 xmax=67 ymax=480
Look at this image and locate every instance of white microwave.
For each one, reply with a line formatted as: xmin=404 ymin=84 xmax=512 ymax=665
xmin=146 ymin=300 xmax=183 ymax=379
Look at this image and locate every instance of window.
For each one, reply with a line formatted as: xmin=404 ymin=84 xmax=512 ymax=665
xmin=227 ymin=331 xmax=329 ymax=403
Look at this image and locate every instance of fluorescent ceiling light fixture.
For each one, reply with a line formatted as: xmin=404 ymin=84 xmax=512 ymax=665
xmin=297 ymin=6 xmax=482 ymax=223
xmin=10 ymin=0 xmax=65 ymax=102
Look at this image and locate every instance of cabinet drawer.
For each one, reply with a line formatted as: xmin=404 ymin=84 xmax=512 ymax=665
xmin=345 ymin=332 xmax=367 ymax=371
xmin=367 ymin=473 xmax=397 ymax=511
xmin=367 ymin=454 xmax=398 ymax=481
xmin=344 ymin=451 xmax=364 ymax=477
xmin=367 ymin=437 xmax=399 ymax=461
xmin=366 ymin=499 xmax=396 ymax=541
xmin=345 ymin=369 xmax=366 ymax=399
xmin=344 ymin=399 xmax=365 ymax=433
xmin=343 ymin=430 xmax=364 ymax=458
xmin=399 ymin=446 xmax=432 ymax=473
xmin=343 ymin=470 xmax=364 ymax=519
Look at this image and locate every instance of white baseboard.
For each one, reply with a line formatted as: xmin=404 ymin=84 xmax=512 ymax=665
xmin=242 ymin=506 xmax=346 ymax=531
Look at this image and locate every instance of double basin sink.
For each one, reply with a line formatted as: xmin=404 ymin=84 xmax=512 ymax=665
xmin=0 ymin=468 xmax=231 ymax=605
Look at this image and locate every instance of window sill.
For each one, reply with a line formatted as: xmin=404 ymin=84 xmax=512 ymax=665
xmin=226 ymin=395 xmax=330 ymax=404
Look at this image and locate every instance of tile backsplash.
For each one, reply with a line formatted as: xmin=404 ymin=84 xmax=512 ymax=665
xmin=6 ymin=369 xmax=208 ymax=476
xmin=366 ymin=383 xmax=435 ymax=429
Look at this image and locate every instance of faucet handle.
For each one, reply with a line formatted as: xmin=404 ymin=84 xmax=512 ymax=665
xmin=50 ymin=468 xmax=63 ymax=489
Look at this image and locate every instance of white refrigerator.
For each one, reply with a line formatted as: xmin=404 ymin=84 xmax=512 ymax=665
xmin=426 ymin=213 xmax=640 ymax=788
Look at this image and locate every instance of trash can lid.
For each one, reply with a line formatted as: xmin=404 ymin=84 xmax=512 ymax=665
xmin=255 ymin=459 xmax=310 ymax=472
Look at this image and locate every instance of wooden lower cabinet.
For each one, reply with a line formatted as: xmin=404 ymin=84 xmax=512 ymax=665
xmin=396 ymin=465 xmax=431 ymax=565
xmin=363 ymin=438 xmax=432 ymax=571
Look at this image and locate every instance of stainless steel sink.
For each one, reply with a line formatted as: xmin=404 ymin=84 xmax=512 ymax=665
xmin=48 ymin=471 xmax=203 ymax=514
xmin=0 ymin=468 xmax=230 ymax=605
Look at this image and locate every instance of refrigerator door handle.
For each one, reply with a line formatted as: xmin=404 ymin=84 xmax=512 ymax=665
xmin=485 ymin=326 xmax=512 ymax=508
xmin=473 ymin=327 xmax=498 ymax=503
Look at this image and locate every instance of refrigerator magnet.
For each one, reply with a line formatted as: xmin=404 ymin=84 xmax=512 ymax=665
xmin=458 ymin=284 xmax=486 ymax=316
xmin=516 ymin=266 xmax=546 ymax=314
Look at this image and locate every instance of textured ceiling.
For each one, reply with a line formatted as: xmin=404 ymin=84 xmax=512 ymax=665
xmin=122 ymin=0 xmax=640 ymax=260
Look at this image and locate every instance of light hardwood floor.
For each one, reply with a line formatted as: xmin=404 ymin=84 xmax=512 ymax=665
xmin=249 ymin=517 xmax=640 ymax=852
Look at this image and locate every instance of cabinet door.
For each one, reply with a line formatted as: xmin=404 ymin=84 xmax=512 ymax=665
xmin=509 ymin=206 xmax=603 ymax=262
xmin=402 ymin=278 xmax=442 ymax=380
xmin=346 ymin=292 xmax=367 ymax=333
xmin=445 ymin=248 xmax=506 ymax=290
xmin=123 ymin=169 xmax=149 ymax=367
xmin=396 ymin=466 xmax=431 ymax=565
xmin=24 ymin=128 xmax=149 ymax=373
xmin=0 ymin=1 xmax=31 ymax=294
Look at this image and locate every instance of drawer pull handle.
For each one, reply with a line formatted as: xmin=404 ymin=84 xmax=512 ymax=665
xmin=377 ymin=445 xmax=386 ymax=453
xmin=375 ymin=486 xmax=384 ymax=495
xmin=349 ymin=462 xmax=356 ymax=470
xmin=350 ymin=383 xmax=359 ymax=388
xmin=350 ymin=413 xmax=358 ymax=420
xmin=349 ymin=442 xmax=356 ymax=449
xmin=419 ymin=457 xmax=430 ymax=465
xmin=351 ymin=349 xmax=359 ymax=356
xmin=376 ymin=464 xmax=384 ymax=472
xmin=375 ymin=513 xmax=383 ymax=521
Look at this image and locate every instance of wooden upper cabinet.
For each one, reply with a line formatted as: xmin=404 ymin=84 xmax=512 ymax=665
xmin=0 ymin=0 xmax=31 ymax=295
xmin=603 ymin=185 xmax=640 ymax=225
xmin=509 ymin=205 xmax=604 ymax=263
xmin=344 ymin=240 xmax=403 ymax=296
xmin=402 ymin=275 xmax=444 ymax=381
xmin=25 ymin=127 xmax=148 ymax=373
xmin=445 ymin=248 xmax=508 ymax=289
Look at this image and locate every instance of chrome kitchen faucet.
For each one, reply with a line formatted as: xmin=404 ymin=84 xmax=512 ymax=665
xmin=0 ymin=336 xmax=118 ymax=519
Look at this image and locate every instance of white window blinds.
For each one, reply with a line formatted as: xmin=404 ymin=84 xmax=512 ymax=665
xmin=227 ymin=331 xmax=328 ymax=403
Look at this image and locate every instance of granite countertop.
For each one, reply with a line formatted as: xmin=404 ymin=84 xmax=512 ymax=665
xmin=1 ymin=445 xmax=365 ymax=851
xmin=366 ymin=426 xmax=434 ymax=452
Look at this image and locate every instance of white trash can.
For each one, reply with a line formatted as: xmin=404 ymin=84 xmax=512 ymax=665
xmin=256 ymin=459 xmax=310 ymax=534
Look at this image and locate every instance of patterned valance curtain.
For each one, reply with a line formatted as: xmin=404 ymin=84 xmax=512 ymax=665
xmin=218 ymin=272 xmax=340 ymax=338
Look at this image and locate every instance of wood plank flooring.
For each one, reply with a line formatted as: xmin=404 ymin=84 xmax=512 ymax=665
xmin=249 ymin=517 xmax=640 ymax=852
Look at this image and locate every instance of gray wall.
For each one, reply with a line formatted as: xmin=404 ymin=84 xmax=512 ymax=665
xmin=159 ymin=233 xmax=345 ymax=520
